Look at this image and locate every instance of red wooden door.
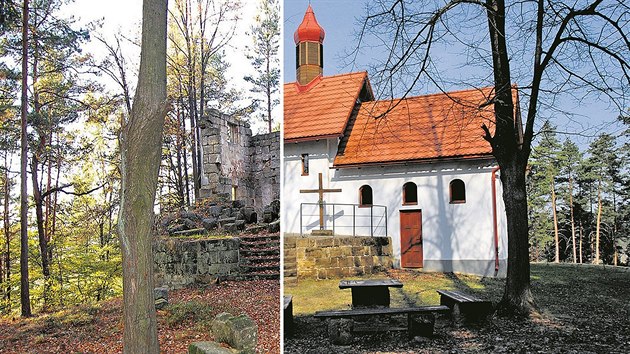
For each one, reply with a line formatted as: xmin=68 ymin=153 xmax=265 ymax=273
xmin=400 ymin=210 xmax=423 ymax=268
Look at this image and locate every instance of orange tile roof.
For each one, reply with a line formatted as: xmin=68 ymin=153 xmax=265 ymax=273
xmin=334 ymin=87 xmax=518 ymax=166
xmin=284 ymin=72 xmax=371 ymax=142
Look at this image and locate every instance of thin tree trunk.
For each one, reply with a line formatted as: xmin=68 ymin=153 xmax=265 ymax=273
xmin=594 ymin=179 xmax=602 ymax=264
xmin=19 ymin=0 xmax=31 ymax=318
xmin=579 ymin=221 xmax=583 ymax=264
xmin=118 ymin=0 xmax=168 ymax=352
xmin=267 ymin=52 xmax=272 ymax=133
xmin=551 ymin=181 xmax=560 ymax=263
xmin=569 ymin=175 xmax=576 ymax=263
xmin=2 ymin=155 xmax=10 ymax=303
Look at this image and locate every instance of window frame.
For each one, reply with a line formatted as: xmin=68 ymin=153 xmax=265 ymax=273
xmin=402 ymin=181 xmax=418 ymax=205
xmin=449 ymin=179 xmax=466 ymax=204
xmin=359 ymin=185 xmax=373 ymax=207
xmin=301 ymin=153 xmax=309 ymax=176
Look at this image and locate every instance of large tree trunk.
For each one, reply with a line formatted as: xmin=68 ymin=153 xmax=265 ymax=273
xmin=498 ymin=161 xmax=537 ymax=315
xmin=118 ymin=0 xmax=168 ymax=352
xmin=19 ymin=0 xmax=31 ymax=318
xmin=485 ymin=0 xmax=537 ymax=315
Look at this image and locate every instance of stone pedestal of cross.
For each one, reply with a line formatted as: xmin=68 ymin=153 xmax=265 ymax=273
xmin=300 ymin=173 xmax=342 ymax=233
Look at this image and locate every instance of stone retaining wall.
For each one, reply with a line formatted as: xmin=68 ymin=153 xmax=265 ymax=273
xmin=284 ymin=235 xmax=395 ymax=279
xmin=154 ymin=237 xmax=240 ymax=289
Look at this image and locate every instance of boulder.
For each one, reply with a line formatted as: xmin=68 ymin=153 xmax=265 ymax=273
xmin=211 ymin=312 xmax=257 ymax=354
xmin=202 ymin=217 xmax=218 ymax=230
xmin=208 ymin=206 xmax=223 ymax=217
xmin=155 ymin=298 xmax=168 ymax=310
xmin=154 ymin=286 xmax=168 ymax=310
xmin=188 ymin=341 xmax=236 ymax=354
xmin=270 ymin=199 xmax=280 ymax=217
xmin=267 ymin=220 xmax=280 ymax=233
xmin=180 ymin=211 xmax=202 ymax=222
xmin=232 ymin=200 xmax=245 ymax=209
xmin=239 ymin=207 xmax=257 ymax=224
xmin=181 ymin=217 xmax=197 ymax=230
xmin=234 ymin=220 xmax=246 ymax=231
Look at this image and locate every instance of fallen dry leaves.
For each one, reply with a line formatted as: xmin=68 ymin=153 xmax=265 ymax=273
xmin=0 ymin=280 xmax=279 ymax=354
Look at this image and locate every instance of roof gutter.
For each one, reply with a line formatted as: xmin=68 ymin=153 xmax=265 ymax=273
xmin=285 ymin=134 xmax=343 ymax=144
xmin=332 ymin=155 xmax=495 ymax=169
xmin=491 ymin=166 xmax=500 ymax=277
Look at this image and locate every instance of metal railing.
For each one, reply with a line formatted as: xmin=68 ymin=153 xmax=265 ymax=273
xmin=299 ymin=202 xmax=388 ymax=237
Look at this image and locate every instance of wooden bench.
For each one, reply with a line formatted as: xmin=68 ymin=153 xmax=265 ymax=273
xmin=314 ymin=305 xmax=450 ymax=343
xmin=283 ymin=295 xmax=293 ymax=336
xmin=436 ymin=290 xmax=492 ymax=324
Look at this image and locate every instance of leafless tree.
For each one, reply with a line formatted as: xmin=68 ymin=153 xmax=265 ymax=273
xmin=357 ymin=0 xmax=628 ymax=315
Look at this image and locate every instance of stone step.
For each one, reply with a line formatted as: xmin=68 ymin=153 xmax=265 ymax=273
xmin=284 ymin=276 xmax=298 ymax=285
xmin=170 ymin=228 xmax=207 ymax=237
xmin=241 ymin=255 xmax=280 ymax=264
xmin=241 ymin=263 xmax=279 ymax=272
xmin=237 ymin=271 xmax=281 ymax=280
xmin=283 ymin=268 xmax=297 ymax=278
xmin=239 ymin=234 xmax=280 ymax=242
xmin=239 ymin=247 xmax=280 ymax=256
xmin=240 ymin=239 xmax=280 ymax=248
xmin=283 ymin=262 xmax=296 ymax=270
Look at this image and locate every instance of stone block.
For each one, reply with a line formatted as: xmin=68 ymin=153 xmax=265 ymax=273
xmin=267 ymin=220 xmax=280 ymax=233
xmin=188 ymin=341 xmax=236 ymax=354
xmin=316 ymin=238 xmax=334 ymax=248
xmin=211 ymin=312 xmax=257 ymax=354
xmin=202 ymin=218 xmax=218 ymax=230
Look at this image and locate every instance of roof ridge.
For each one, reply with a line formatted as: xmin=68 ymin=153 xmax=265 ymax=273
xmin=284 ymin=71 xmax=367 ymax=86
xmin=366 ymin=85 xmax=496 ymax=104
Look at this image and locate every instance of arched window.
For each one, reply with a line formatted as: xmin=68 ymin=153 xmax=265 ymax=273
xmin=402 ymin=182 xmax=418 ymax=205
xmin=450 ymin=179 xmax=466 ymax=203
xmin=359 ymin=185 xmax=373 ymax=207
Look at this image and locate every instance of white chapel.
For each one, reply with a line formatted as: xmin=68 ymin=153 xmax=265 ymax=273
xmin=283 ymin=5 xmax=515 ymax=277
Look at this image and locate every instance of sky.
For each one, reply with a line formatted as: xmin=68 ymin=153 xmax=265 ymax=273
xmin=283 ymin=0 xmax=626 ymax=147
xmin=61 ymin=0 xmax=272 ymax=133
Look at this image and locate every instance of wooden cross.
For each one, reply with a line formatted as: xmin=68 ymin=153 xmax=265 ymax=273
xmin=300 ymin=173 xmax=342 ymax=230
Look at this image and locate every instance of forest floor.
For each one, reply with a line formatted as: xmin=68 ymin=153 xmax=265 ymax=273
xmin=0 ymin=279 xmax=280 ymax=354
xmin=284 ymin=263 xmax=630 ymax=353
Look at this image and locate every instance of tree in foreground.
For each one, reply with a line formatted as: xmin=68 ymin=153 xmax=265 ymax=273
xmin=118 ymin=0 xmax=169 ymax=352
xmin=19 ymin=0 xmax=30 ymax=318
xmin=358 ymin=0 xmax=628 ymax=315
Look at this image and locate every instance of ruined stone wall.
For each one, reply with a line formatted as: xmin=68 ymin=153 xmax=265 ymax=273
xmin=200 ymin=109 xmax=252 ymax=202
xmin=199 ymin=110 xmax=280 ymax=214
xmin=249 ymin=132 xmax=280 ymax=215
xmin=284 ymin=236 xmax=395 ymax=280
xmin=154 ymin=237 xmax=240 ymax=289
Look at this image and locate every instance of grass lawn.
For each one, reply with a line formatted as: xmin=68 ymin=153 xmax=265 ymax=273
xmin=284 ymin=263 xmax=630 ymax=353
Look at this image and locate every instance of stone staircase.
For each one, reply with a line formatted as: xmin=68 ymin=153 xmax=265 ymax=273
xmin=283 ymin=236 xmax=298 ymax=285
xmin=238 ymin=233 xmax=280 ymax=280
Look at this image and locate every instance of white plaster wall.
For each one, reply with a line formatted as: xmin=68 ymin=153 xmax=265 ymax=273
xmin=283 ymin=141 xmax=508 ymax=268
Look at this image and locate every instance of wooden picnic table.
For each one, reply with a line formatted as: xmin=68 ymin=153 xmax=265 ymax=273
xmin=339 ymin=279 xmax=403 ymax=307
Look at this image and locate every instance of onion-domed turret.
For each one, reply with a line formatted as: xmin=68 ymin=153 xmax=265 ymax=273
xmin=293 ymin=4 xmax=325 ymax=44
xmin=294 ymin=5 xmax=325 ymax=85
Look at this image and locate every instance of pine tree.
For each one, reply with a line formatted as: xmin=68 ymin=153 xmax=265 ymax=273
xmin=527 ymin=121 xmax=562 ymax=262
xmin=244 ymin=0 xmax=280 ymax=133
